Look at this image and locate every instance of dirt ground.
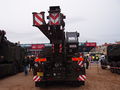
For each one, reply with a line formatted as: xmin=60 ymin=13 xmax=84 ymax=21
xmin=0 ymin=63 xmax=120 ymax=90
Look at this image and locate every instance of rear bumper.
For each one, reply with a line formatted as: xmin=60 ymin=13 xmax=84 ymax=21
xmin=33 ymin=74 xmax=86 ymax=82
xmin=33 ymin=61 xmax=86 ymax=82
xmin=35 ymin=80 xmax=85 ymax=87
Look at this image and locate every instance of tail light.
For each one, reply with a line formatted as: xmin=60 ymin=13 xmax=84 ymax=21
xmin=72 ymin=57 xmax=84 ymax=61
xmin=40 ymin=58 xmax=47 ymax=62
xmin=35 ymin=58 xmax=47 ymax=62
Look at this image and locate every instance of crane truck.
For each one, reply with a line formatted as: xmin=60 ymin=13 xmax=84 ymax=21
xmin=32 ymin=6 xmax=86 ymax=87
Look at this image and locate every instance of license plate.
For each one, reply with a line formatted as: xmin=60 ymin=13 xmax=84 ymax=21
xmin=37 ymin=72 xmax=43 ymax=76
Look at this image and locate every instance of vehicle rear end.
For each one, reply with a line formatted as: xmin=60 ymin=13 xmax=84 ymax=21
xmin=33 ymin=32 xmax=86 ymax=86
xmin=33 ymin=54 xmax=86 ymax=87
xmin=32 ymin=6 xmax=86 ymax=87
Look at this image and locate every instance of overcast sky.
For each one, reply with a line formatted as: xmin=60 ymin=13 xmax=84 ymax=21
xmin=0 ymin=0 xmax=120 ymax=45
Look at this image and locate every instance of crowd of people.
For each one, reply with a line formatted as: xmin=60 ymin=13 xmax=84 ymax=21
xmin=83 ymin=53 xmax=104 ymax=69
xmin=22 ymin=56 xmax=35 ymax=75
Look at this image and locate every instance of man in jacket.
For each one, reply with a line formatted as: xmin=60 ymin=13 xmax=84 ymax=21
xmin=23 ymin=56 xmax=29 ymax=75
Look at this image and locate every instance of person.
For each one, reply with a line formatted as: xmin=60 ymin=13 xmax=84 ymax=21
xmin=99 ymin=54 xmax=106 ymax=64
xmin=95 ymin=55 xmax=99 ymax=61
xmin=29 ymin=56 xmax=35 ymax=72
xmin=84 ymin=56 xmax=89 ymax=69
xmin=91 ymin=55 xmax=95 ymax=61
xmin=22 ymin=56 xmax=29 ymax=75
xmin=100 ymin=54 xmax=105 ymax=61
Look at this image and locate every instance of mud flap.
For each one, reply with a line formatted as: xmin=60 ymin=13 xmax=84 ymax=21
xmin=35 ymin=81 xmax=46 ymax=87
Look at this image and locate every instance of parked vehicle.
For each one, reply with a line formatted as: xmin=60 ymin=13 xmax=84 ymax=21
xmin=0 ymin=30 xmax=25 ymax=78
xmin=32 ymin=6 xmax=86 ymax=87
xmin=100 ymin=44 xmax=120 ymax=74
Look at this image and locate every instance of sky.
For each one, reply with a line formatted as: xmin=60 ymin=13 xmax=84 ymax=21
xmin=0 ymin=0 xmax=120 ymax=45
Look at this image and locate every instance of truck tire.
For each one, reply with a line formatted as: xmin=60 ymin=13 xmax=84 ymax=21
xmin=101 ymin=66 xmax=106 ymax=69
xmin=117 ymin=69 xmax=120 ymax=74
xmin=79 ymin=81 xmax=85 ymax=85
xmin=35 ymin=82 xmax=39 ymax=87
xmin=13 ymin=63 xmax=19 ymax=74
xmin=117 ymin=61 xmax=120 ymax=74
xmin=71 ymin=81 xmax=84 ymax=87
xmin=35 ymin=81 xmax=46 ymax=87
xmin=100 ymin=60 xmax=106 ymax=69
xmin=114 ymin=62 xmax=117 ymax=73
xmin=110 ymin=62 xmax=115 ymax=73
xmin=110 ymin=62 xmax=117 ymax=73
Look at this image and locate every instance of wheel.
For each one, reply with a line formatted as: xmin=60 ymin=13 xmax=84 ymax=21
xmin=101 ymin=66 xmax=106 ymax=69
xmin=35 ymin=81 xmax=46 ymax=87
xmin=117 ymin=61 xmax=120 ymax=74
xmin=71 ymin=81 xmax=85 ymax=87
xmin=100 ymin=61 xmax=106 ymax=69
xmin=79 ymin=81 xmax=85 ymax=85
xmin=117 ymin=69 xmax=120 ymax=74
xmin=110 ymin=62 xmax=114 ymax=73
xmin=35 ymin=82 xmax=39 ymax=87
xmin=113 ymin=62 xmax=117 ymax=73
xmin=13 ymin=63 xmax=19 ymax=74
xmin=110 ymin=62 xmax=117 ymax=73
xmin=14 ymin=65 xmax=19 ymax=74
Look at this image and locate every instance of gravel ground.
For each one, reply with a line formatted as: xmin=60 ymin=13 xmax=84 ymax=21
xmin=0 ymin=63 xmax=120 ymax=90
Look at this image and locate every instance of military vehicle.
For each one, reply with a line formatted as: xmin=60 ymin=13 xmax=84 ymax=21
xmin=100 ymin=44 xmax=120 ymax=74
xmin=0 ymin=30 xmax=25 ymax=78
